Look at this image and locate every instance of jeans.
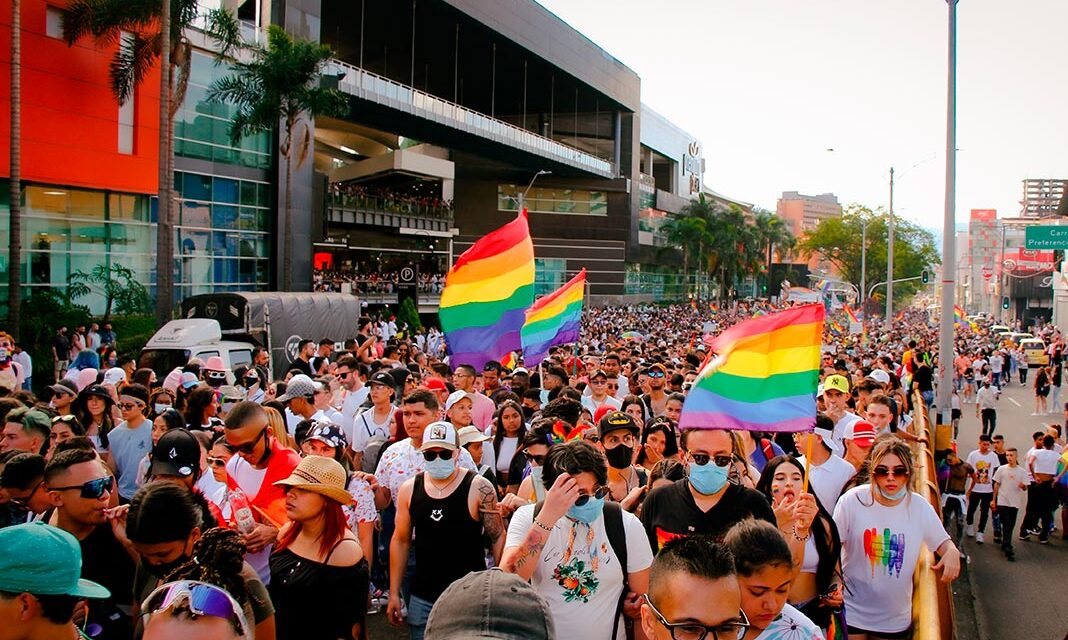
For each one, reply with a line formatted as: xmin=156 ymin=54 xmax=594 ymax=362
xmin=943 ymin=493 xmax=967 ymax=548
xmin=1020 ymin=368 xmax=1029 ymax=384
xmin=992 ymin=371 xmax=1002 ymax=388
xmin=406 ymin=594 xmax=435 ymax=640
xmin=997 ymin=506 xmax=1018 ymax=554
xmin=980 ymin=409 xmax=997 ymax=436
xmin=967 ymin=491 xmax=993 ymax=533
xmin=1022 ymin=481 xmax=1055 ymax=539
xmin=921 ymin=390 xmax=935 ymax=408
xmin=1052 ymin=385 xmax=1061 ymax=412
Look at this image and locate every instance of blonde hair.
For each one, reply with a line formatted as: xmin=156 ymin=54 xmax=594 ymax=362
xmin=863 ymin=437 xmax=914 ymax=505
xmin=264 ymin=406 xmax=298 ymax=451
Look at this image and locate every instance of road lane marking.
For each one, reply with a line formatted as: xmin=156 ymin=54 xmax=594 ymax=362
xmin=1007 ymin=397 xmax=1021 ymax=407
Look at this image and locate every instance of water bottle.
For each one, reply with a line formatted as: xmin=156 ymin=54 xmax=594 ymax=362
xmin=229 ymin=488 xmax=257 ymax=534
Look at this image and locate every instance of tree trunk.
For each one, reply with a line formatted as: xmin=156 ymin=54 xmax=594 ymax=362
xmin=8 ymin=0 xmax=21 ymax=341
xmin=283 ymin=142 xmax=293 ymax=291
xmin=154 ymin=0 xmax=173 ymax=326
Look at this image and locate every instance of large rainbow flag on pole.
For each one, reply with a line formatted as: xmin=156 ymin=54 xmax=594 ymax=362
xmin=520 ymin=268 xmax=586 ymax=366
xmin=440 ymin=211 xmax=535 ymax=369
xmin=678 ymin=304 xmax=824 ymax=432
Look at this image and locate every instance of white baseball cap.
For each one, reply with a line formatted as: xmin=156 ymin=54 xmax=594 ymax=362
xmin=420 ymin=421 xmax=458 ymax=451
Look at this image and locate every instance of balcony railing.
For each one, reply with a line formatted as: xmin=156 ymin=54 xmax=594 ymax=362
xmin=326 ymin=192 xmax=453 ymax=232
xmin=324 ymin=59 xmax=616 ymax=179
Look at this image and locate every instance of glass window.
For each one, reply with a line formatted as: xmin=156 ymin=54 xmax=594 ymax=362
xmin=496 ymin=184 xmax=606 ymax=216
xmin=212 ymin=205 xmax=238 ymax=229
xmin=69 ymin=189 xmax=106 ymax=218
xmin=25 ymin=187 xmax=71 ymax=216
xmin=46 ymin=6 xmax=64 ymax=39
xmin=240 ymin=181 xmax=258 ymax=206
xmin=181 ymin=201 xmax=212 ymax=228
xmin=182 ymin=173 xmax=213 ymax=202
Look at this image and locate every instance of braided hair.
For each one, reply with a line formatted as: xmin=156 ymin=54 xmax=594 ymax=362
xmin=164 ymin=527 xmax=250 ymax=608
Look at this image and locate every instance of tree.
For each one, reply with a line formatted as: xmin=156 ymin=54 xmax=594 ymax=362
xmin=396 ymin=297 xmax=423 ymax=334
xmin=68 ymin=263 xmax=152 ymax=321
xmin=62 ymin=0 xmax=202 ymax=325
xmin=706 ymin=204 xmax=755 ymax=301
xmin=799 ymin=203 xmax=940 ymax=308
xmin=751 ymin=209 xmax=795 ymax=297
xmin=8 ymin=0 xmax=21 ymax=340
xmin=208 ymin=18 xmax=349 ymax=291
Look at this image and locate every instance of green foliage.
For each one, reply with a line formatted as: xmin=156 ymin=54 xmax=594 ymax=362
xmin=69 ymin=263 xmax=152 ymax=320
xmin=396 ymin=297 xmax=423 ymax=334
xmin=19 ymin=289 xmax=90 ymax=386
xmin=798 ymin=203 xmax=940 ymax=306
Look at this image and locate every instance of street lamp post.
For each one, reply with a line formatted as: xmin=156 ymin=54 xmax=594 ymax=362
xmin=936 ymin=0 xmax=959 ymax=423
xmin=860 ymin=217 xmax=867 ymax=311
xmin=885 ymin=167 xmax=895 ymax=328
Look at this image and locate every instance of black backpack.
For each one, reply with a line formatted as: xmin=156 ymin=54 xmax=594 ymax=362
xmin=533 ymin=500 xmax=632 ymax=639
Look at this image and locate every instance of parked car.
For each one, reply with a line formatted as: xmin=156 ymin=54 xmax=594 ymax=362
xmin=1020 ymin=338 xmax=1049 ymax=366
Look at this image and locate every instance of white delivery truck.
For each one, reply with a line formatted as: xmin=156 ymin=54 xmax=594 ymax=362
xmin=139 ymin=292 xmax=362 ymax=380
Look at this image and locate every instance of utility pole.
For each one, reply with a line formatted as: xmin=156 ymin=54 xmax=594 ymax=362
xmin=937 ymin=0 xmax=959 ymax=422
xmin=885 ymin=167 xmax=895 ymax=327
xmin=860 ymin=217 xmax=867 ymax=311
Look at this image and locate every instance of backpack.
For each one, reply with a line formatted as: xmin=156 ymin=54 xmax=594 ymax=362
xmin=357 ymin=409 xmax=391 ymax=473
xmin=534 ymin=500 xmax=632 ymax=639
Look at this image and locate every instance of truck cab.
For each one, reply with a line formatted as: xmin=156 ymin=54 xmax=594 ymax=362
xmin=139 ymin=319 xmax=253 ymax=382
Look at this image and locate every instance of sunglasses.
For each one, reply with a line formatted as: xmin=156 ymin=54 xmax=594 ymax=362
xmin=423 ymin=450 xmax=454 ymax=462
xmin=574 ymin=486 xmax=611 ymax=506
xmin=873 ymin=465 xmax=909 ymax=478
xmin=8 ymin=479 xmax=43 ymax=507
xmin=690 ymin=453 xmax=733 ymax=468
xmin=117 ymin=402 xmax=144 ymax=411
xmin=524 ymin=451 xmax=546 ymax=465
xmin=51 ymin=414 xmax=78 ymax=423
xmin=141 ymin=580 xmax=251 ymax=638
xmin=225 ymin=426 xmax=268 ymax=454
xmin=648 ymin=371 xmax=665 ymax=378
xmin=49 ymin=475 xmax=114 ymax=500
xmin=207 ymin=456 xmax=228 ymax=468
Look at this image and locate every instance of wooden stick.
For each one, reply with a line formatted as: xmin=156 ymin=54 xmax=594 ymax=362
xmin=801 ymin=431 xmax=815 ymax=494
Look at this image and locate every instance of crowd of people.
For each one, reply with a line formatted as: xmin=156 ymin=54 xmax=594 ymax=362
xmin=0 ymin=299 xmax=1064 ymax=640
xmin=329 ymin=183 xmax=452 ymax=217
xmin=313 ymin=271 xmax=447 ymax=296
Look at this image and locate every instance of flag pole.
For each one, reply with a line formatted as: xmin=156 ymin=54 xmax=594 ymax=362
xmin=802 ymin=432 xmax=815 ymax=493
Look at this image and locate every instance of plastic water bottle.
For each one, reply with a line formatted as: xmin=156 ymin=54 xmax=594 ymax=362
xmin=229 ymin=488 xmax=257 ymax=534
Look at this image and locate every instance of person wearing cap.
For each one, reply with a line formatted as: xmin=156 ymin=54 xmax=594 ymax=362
xmin=452 ymin=364 xmax=495 ymax=430
xmin=457 ymin=425 xmax=495 ymax=486
xmin=270 ymin=455 xmax=368 ymax=640
xmin=48 ymin=379 xmax=79 ymax=415
xmin=793 ymin=414 xmax=857 ymax=512
xmin=1 ymin=453 xmax=51 ymax=520
xmin=388 ymin=420 xmax=504 ymax=639
xmin=842 ymin=420 xmax=877 ymax=472
xmin=424 ymin=569 xmax=555 ymax=640
xmin=76 ymin=384 xmax=116 ymax=455
xmin=351 ymin=370 xmax=398 ymax=473
xmin=502 ymin=439 xmax=653 ymax=640
xmin=444 ymin=389 xmax=475 ymax=434
xmin=422 ymin=376 xmax=449 ymax=407
xmin=203 ymin=356 xmax=228 ymax=389
xmin=582 ymin=369 xmax=623 ymax=415
xmin=276 ymin=374 xmax=325 ymax=436
xmin=509 ymin=367 xmax=531 ymax=395
xmin=597 ymin=410 xmax=646 ymax=513
xmin=641 ymin=363 xmax=669 ymax=422
xmin=0 ymin=522 xmax=111 ymax=639
xmin=42 ymin=448 xmax=134 ymax=638
xmin=106 ymin=383 xmax=152 ymax=501
xmin=222 ymin=402 xmax=302 ymax=582
xmin=2 ymin=408 xmax=51 ymax=456
xmin=820 ymin=374 xmax=860 ymax=452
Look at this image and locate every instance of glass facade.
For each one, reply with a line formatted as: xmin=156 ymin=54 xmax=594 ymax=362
xmin=498 ymin=185 xmax=607 ymax=216
xmin=534 ymin=258 xmax=567 ymax=296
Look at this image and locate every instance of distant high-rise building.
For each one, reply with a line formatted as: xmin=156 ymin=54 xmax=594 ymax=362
xmin=776 ymin=191 xmax=842 ymax=237
xmin=1020 ymin=179 xmax=1068 ymax=218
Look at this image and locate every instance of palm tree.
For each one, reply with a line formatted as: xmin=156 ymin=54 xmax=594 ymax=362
xmin=207 ymin=19 xmax=349 ymax=291
xmin=62 ymin=0 xmax=201 ymax=324
xmin=706 ymin=205 xmax=753 ymax=301
xmin=8 ymin=0 xmax=21 ymax=340
xmin=752 ymin=209 xmax=795 ymax=294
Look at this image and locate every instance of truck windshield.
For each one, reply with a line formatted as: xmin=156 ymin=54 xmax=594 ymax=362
xmin=139 ymin=349 xmax=192 ymax=379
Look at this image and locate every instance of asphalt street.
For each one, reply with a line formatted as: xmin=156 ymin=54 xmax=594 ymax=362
xmin=950 ymin=378 xmax=1068 ymax=640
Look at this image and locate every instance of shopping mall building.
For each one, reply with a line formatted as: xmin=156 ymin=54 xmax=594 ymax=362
xmin=0 ymin=0 xmax=718 ymax=313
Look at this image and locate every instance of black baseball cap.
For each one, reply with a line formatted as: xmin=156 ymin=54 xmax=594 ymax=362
xmin=597 ymin=410 xmax=640 ymax=438
xmin=149 ymin=429 xmax=201 ymax=478
xmin=368 ymin=371 xmax=395 ymax=387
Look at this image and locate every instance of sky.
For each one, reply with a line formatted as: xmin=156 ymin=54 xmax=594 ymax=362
xmin=536 ymin=0 xmax=1068 ymax=230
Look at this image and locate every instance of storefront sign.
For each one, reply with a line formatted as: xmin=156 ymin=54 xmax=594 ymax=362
xmin=683 ymin=141 xmax=702 ymax=194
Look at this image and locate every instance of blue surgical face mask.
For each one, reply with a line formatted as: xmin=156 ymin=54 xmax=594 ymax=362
xmin=530 ymin=465 xmax=544 ymax=485
xmin=689 ymin=458 xmax=729 ymax=495
xmin=154 ymin=403 xmax=171 ymax=415
xmin=876 ymin=485 xmax=909 ymax=501
xmin=567 ymin=496 xmax=604 ymax=524
xmin=425 ymin=457 xmax=456 ymax=480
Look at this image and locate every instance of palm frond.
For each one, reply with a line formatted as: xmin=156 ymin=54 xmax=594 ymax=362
xmin=109 ymin=31 xmax=158 ymax=105
xmin=204 ymin=7 xmax=242 ymax=62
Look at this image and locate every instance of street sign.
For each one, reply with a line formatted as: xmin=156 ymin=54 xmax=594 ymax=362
xmin=982 ymin=266 xmax=993 ymax=280
xmin=1025 ymin=225 xmax=1068 ymax=250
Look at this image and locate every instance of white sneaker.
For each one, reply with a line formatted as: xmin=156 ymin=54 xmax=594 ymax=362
xmin=966 ymin=524 xmax=975 ymax=537
xmin=976 ymin=532 xmax=985 ymax=544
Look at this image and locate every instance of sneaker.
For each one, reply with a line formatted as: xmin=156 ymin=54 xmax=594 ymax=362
xmin=1007 ymin=552 xmax=1016 ymax=561
xmin=994 ymin=534 xmax=1002 ymax=545
xmin=966 ymin=524 xmax=975 ymax=537
xmin=1020 ymin=532 xmax=1031 ymax=541
xmin=976 ymin=532 xmax=985 ymax=544
xmin=1040 ymin=537 xmax=1050 ymax=544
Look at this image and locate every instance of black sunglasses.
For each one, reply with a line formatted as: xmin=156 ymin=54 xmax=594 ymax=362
xmin=690 ymin=453 xmax=733 ymax=468
xmin=574 ymin=486 xmax=611 ymax=506
xmin=226 ymin=426 xmax=268 ymax=454
xmin=524 ymin=451 xmax=546 ymax=465
xmin=49 ymin=475 xmax=114 ymax=500
xmin=423 ymin=450 xmax=454 ymax=462
xmin=8 ymin=479 xmax=43 ymax=507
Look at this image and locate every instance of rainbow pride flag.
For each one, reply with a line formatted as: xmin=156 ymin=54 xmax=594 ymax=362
xmin=520 ymin=269 xmax=586 ymax=366
xmin=440 ymin=211 xmax=534 ymax=369
xmin=843 ymin=304 xmax=859 ymax=323
xmin=678 ymin=304 xmax=824 ymax=432
xmin=953 ymin=304 xmax=966 ymax=324
xmin=829 ymin=319 xmax=845 ymax=335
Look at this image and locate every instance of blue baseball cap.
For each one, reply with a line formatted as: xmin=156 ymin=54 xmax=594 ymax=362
xmin=0 ymin=522 xmax=110 ymax=599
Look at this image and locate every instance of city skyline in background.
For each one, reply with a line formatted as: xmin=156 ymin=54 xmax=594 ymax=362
xmin=537 ymin=0 xmax=1068 ymax=226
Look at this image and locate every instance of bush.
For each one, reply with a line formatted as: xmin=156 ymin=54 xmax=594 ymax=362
xmin=396 ymin=297 xmax=423 ymax=334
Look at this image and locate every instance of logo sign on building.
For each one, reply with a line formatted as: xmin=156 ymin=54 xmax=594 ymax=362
xmin=1025 ymin=226 xmax=1068 ymax=250
xmin=683 ymin=141 xmax=702 ymax=195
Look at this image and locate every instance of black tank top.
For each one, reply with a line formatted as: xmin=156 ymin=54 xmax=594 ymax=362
xmin=410 ymin=470 xmax=485 ymax=600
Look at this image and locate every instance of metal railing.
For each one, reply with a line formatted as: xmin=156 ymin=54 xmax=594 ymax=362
xmin=327 ymin=192 xmax=453 ymax=221
xmin=910 ymin=392 xmax=956 ymax=640
xmin=323 ymin=59 xmax=615 ymax=178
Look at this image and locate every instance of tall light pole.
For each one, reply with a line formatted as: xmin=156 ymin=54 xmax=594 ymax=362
xmin=885 ymin=167 xmax=895 ymax=327
xmin=860 ymin=216 xmax=867 ymax=310
xmin=517 ymin=169 xmax=551 ymax=210
xmin=937 ymin=0 xmax=959 ymax=422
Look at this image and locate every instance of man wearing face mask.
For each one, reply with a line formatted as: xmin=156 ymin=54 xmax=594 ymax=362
xmin=502 ymin=439 xmax=653 ymax=640
xmin=599 ymin=410 xmax=646 ymax=512
xmin=640 ymin=428 xmax=776 ymax=553
xmin=388 ymin=421 xmax=503 ymax=639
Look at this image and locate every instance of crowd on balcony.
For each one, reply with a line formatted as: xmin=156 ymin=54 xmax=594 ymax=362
xmin=329 ymin=182 xmax=453 ymax=217
xmin=313 ymin=269 xmax=447 ymax=295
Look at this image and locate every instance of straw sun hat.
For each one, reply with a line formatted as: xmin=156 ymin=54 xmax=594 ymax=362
xmin=274 ymin=456 xmax=354 ymax=506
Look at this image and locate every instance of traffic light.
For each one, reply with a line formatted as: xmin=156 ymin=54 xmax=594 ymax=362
xmin=1002 ymin=297 xmax=1010 ymax=310
xmin=921 ymin=269 xmax=929 ymax=284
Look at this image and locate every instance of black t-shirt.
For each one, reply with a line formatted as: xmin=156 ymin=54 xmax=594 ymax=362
xmin=639 ymin=479 xmax=776 ymax=553
xmin=913 ymin=365 xmax=934 ymax=392
xmin=78 ymin=520 xmax=136 ymax=639
xmin=289 ymin=358 xmax=313 ymax=377
xmin=53 ymin=334 xmax=70 ymax=359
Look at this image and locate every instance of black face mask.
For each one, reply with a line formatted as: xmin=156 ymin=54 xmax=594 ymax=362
xmin=143 ymin=555 xmax=189 ymax=580
xmin=604 ymin=444 xmax=634 ymax=470
xmin=522 ymin=406 xmax=536 ymax=421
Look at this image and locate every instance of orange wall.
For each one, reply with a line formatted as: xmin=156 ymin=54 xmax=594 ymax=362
xmin=0 ymin=0 xmax=160 ymax=194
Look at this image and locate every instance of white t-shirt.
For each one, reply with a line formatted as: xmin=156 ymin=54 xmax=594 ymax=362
xmin=833 ymin=486 xmax=950 ymax=634
xmin=506 ymin=505 xmax=654 ymax=640
xmin=798 ymin=454 xmax=857 ymax=511
xmin=1032 ymin=448 xmax=1061 ymax=475
xmin=966 ymin=450 xmax=1000 ymax=494
xmin=990 ymin=354 xmax=1004 ymax=373
xmin=755 ymin=603 xmax=825 ymax=640
xmin=340 ymin=386 xmax=370 ymax=423
xmin=496 ymin=437 xmax=519 ymax=473
xmin=582 ymin=394 xmax=622 ymax=415
xmin=351 ymin=406 xmax=395 ymax=453
xmin=225 ymin=456 xmax=271 ymax=582
xmin=284 ymin=407 xmax=327 ymax=435
xmin=992 ymin=465 xmax=1028 ymax=510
